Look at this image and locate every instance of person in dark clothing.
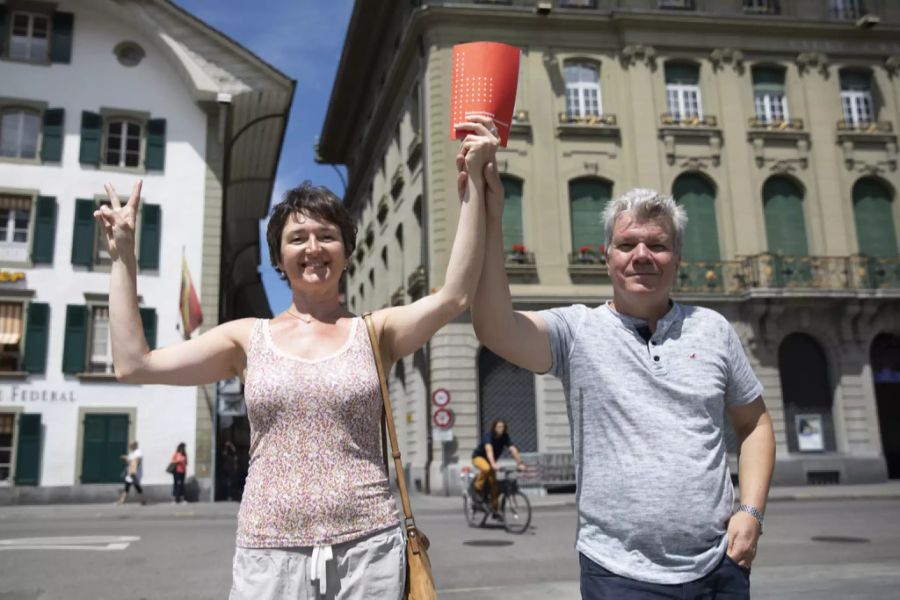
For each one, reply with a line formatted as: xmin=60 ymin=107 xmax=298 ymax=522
xmin=220 ymin=441 xmax=240 ymax=501
xmin=471 ymin=419 xmax=525 ymax=512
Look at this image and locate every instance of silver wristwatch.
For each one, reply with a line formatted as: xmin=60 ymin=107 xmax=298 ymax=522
xmin=736 ymin=504 xmax=764 ymax=531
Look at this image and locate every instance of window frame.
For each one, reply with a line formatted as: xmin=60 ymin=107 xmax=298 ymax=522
xmin=8 ymin=10 xmax=51 ymax=64
xmin=0 ymin=300 xmax=26 ymax=374
xmin=831 ymin=0 xmax=862 ymax=19
xmin=87 ymin=303 xmax=113 ymax=375
xmin=841 ymin=89 xmax=874 ymax=126
xmin=0 ymin=99 xmax=46 ymax=164
xmin=0 ymin=188 xmax=37 ymax=267
xmin=0 ymin=407 xmax=24 ymax=485
xmin=98 ymin=108 xmax=150 ymax=173
xmin=666 ymin=82 xmax=703 ymax=121
xmin=564 ymin=61 xmax=602 ymax=118
xmin=89 ymin=194 xmax=142 ymax=271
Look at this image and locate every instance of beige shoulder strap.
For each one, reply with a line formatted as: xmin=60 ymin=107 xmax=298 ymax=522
xmin=362 ymin=313 xmax=422 ymax=554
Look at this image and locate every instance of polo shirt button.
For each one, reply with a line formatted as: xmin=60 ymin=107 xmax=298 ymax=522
xmin=653 ymin=356 xmax=660 ymax=361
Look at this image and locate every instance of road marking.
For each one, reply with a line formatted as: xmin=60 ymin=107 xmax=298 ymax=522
xmin=0 ymin=535 xmax=140 ymax=551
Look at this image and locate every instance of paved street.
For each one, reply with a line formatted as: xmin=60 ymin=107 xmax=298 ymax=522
xmin=0 ymin=495 xmax=899 ymax=599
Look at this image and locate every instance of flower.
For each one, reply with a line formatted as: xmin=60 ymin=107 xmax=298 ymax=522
xmin=578 ymin=245 xmax=595 ymax=254
xmin=511 ymin=243 xmax=526 ymax=253
xmin=598 ymin=243 xmax=606 ymax=255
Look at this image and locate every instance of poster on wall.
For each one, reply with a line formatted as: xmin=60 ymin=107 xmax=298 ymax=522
xmin=796 ymin=414 xmax=825 ymax=452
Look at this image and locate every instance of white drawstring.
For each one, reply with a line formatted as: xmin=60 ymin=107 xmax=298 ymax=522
xmin=309 ymin=544 xmax=333 ymax=596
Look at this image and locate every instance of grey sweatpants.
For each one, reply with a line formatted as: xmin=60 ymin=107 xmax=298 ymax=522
xmin=229 ymin=526 xmax=405 ymax=600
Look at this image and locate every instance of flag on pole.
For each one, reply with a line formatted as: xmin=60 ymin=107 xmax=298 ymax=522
xmin=180 ymin=256 xmax=203 ymax=337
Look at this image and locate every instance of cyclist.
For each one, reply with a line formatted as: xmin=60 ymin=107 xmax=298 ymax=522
xmin=471 ymin=419 xmax=525 ymax=514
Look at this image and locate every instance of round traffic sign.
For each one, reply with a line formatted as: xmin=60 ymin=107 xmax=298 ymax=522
xmin=432 ymin=407 xmax=454 ymax=429
xmin=432 ymin=388 xmax=451 ymax=407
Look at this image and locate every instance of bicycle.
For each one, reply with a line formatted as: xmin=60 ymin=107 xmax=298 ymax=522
xmin=460 ymin=466 xmax=532 ymax=534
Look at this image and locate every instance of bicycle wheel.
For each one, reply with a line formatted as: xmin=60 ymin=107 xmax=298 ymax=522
xmin=501 ymin=491 xmax=532 ymax=534
xmin=463 ymin=494 xmax=483 ymax=528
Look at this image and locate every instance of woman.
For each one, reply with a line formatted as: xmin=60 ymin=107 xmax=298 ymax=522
xmin=96 ymin=117 xmax=499 ymax=599
xmin=471 ymin=419 xmax=525 ymax=514
xmin=116 ymin=440 xmax=145 ymax=506
xmin=170 ymin=442 xmax=188 ymax=503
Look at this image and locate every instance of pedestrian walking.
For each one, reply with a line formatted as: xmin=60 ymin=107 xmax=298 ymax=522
xmin=116 ymin=440 xmax=146 ymax=506
xmin=470 ymin=177 xmax=776 ymax=599
xmin=170 ymin=442 xmax=188 ymax=503
xmin=220 ymin=440 xmax=239 ymax=501
xmin=96 ymin=116 xmax=498 ymax=599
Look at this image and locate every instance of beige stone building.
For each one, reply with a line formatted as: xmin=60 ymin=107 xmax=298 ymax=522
xmin=317 ymin=0 xmax=900 ymax=493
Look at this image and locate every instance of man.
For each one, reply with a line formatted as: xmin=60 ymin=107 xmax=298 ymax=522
xmin=117 ymin=440 xmax=146 ymax=505
xmin=470 ymin=179 xmax=775 ymax=598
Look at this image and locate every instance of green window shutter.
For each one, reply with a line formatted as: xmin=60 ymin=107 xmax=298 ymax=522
xmin=50 ymin=12 xmax=74 ymax=64
xmin=569 ymin=178 xmax=610 ymax=252
xmin=145 ymin=118 xmax=166 ymax=171
xmin=14 ymin=414 xmax=42 ymax=486
xmin=40 ymin=108 xmax=65 ymax=162
xmin=138 ymin=204 xmax=161 ymax=270
xmin=673 ymin=175 xmax=721 ymax=261
xmin=82 ymin=414 xmax=129 ymax=484
xmin=23 ymin=303 xmax=50 ymax=374
xmin=140 ymin=307 xmax=157 ymax=350
xmin=665 ymin=62 xmax=699 ymax=84
xmin=752 ymin=67 xmax=785 ymax=95
xmin=32 ymin=196 xmax=57 ymax=264
xmin=62 ymin=304 xmax=88 ymax=374
xmin=763 ymin=177 xmax=809 ymax=256
xmin=500 ymin=177 xmax=524 ymax=252
xmin=853 ymin=179 xmax=898 ymax=257
xmin=71 ymin=199 xmax=95 ymax=267
xmin=79 ymin=111 xmax=102 ymax=166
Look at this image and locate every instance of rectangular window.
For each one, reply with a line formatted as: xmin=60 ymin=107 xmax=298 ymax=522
xmin=753 ymin=68 xmax=788 ymax=124
xmin=10 ymin=12 xmax=50 ymax=62
xmin=744 ymin=0 xmax=778 ymax=12
xmin=94 ymin=199 xmax=112 ymax=267
xmin=0 ymin=108 xmax=41 ymax=159
xmin=842 ymin=90 xmax=873 ymax=125
xmin=831 ymin=0 xmax=861 ymax=19
xmin=666 ymin=84 xmax=702 ymax=120
xmin=103 ymin=120 xmax=142 ymax=168
xmin=0 ymin=413 xmax=14 ymax=482
xmin=564 ymin=62 xmax=601 ymax=118
xmin=89 ymin=305 xmax=113 ymax=374
xmin=658 ymin=0 xmax=694 ymax=8
xmin=0 ymin=302 xmax=24 ymax=373
xmin=0 ymin=195 xmax=31 ymax=263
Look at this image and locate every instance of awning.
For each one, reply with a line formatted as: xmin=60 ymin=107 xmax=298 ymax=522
xmin=0 ymin=303 xmax=23 ymax=345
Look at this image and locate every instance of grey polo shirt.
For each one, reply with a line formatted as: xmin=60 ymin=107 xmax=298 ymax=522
xmin=541 ymin=302 xmax=763 ymax=584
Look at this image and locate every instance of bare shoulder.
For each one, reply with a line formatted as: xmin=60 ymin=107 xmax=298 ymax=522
xmin=213 ymin=317 xmax=259 ymax=351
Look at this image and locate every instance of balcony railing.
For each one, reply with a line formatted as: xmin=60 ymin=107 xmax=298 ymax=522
xmin=837 ymin=120 xmax=893 ymax=134
xmin=505 ymin=250 xmax=536 ymax=265
xmin=748 ymin=117 xmax=804 ymax=131
xmin=559 ymin=112 xmax=617 ymax=126
xmin=673 ymin=254 xmax=900 ymax=295
xmin=568 ymin=251 xmax=606 ymax=266
xmin=660 ymin=113 xmax=718 ymax=128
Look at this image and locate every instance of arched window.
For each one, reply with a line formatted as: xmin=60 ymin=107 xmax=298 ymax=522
xmin=779 ymin=333 xmax=836 ymax=453
xmin=569 ymin=178 xmax=611 ymax=254
xmin=564 ymin=61 xmax=601 ymax=118
xmin=665 ymin=62 xmax=702 ymax=121
xmin=853 ymin=178 xmax=897 ymax=257
xmin=500 ymin=175 xmax=524 ymax=252
xmin=763 ymin=176 xmax=808 ymax=256
xmin=478 ymin=347 xmax=537 ymax=453
xmin=673 ymin=174 xmax=720 ymax=261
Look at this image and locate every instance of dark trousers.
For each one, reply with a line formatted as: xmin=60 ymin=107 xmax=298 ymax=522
xmin=172 ymin=472 xmax=186 ymax=501
xmin=580 ymin=553 xmax=750 ymax=600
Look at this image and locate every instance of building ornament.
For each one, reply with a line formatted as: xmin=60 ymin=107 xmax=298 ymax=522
xmin=710 ymin=48 xmax=744 ymax=73
xmin=796 ymin=52 xmax=829 ymax=77
xmin=620 ymin=45 xmax=656 ymax=68
xmin=885 ymin=56 xmax=900 ymax=78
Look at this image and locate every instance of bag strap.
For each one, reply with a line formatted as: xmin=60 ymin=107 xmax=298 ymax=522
xmin=362 ymin=312 xmax=423 ymax=555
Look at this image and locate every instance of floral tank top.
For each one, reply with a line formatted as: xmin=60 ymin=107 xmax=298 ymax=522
xmin=235 ymin=318 xmax=399 ymax=548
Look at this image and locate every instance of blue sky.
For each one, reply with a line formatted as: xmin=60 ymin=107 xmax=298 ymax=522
xmin=173 ymin=0 xmax=355 ymax=314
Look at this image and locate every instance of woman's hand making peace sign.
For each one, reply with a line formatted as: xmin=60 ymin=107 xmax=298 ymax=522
xmin=96 ymin=179 xmax=142 ymax=263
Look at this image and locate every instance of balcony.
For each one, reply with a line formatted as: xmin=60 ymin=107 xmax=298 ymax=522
xmin=407 ymin=265 xmax=426 ymax=300
xmin=557 ymin=112 xmax=619 ymax=139
xmin=837 ymin=120 xmax=893 ymax=134
xmin=748 ymin=117 xmax=804 ymax=131
xmin=567 ymin=250 xmax=608 ymax=283
xmin=747 ymin=117 xmax=809 ymax=168
xmin=505 ymin=248 xmax=538 ymax=282
xmin=836 ymin=120 xmax=897 ymax=170
xmin=672 ymin=254 xmax=900 ymax=297
xmin=659 ymin=114 xmax=721 ymax=166
xmin=661 ymin=113 xmax=717 ymax=128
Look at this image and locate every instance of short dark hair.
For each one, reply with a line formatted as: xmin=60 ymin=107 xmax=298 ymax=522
xmin=489 ymin=419 xmax=508 ymax=438
xmin=266 ymin=182 xmax=357 ymax=282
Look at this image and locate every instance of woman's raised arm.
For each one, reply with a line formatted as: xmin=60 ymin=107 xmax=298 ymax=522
xmin=99 ymin=181 xmax=251 ymax=386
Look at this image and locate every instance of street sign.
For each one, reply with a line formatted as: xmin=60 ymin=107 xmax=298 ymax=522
xmin=432 ymin=388 xmax=451 ymax=407
xmin=432 ymin=428 xmax=454 ymax=443
xmin=432 ymin=407 xmax=454 ymax=429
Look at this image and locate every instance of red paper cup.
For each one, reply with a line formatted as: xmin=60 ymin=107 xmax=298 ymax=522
xmin=450 ymin=41 xmax=521 ymax=147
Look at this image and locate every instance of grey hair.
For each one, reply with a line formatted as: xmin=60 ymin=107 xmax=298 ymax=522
xmin=602 ymin=188 xmax=688 ymax=256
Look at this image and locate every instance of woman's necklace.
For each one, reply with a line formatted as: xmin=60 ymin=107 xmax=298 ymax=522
xmin=285 ymin=309 xmax=314 ymax=324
